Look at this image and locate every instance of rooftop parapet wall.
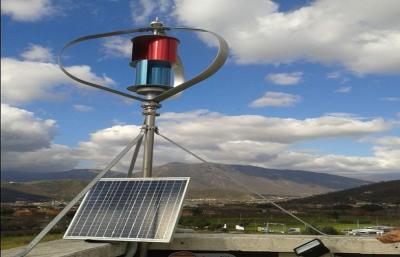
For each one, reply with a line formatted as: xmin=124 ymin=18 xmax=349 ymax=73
xmin=2 ymin=234 xmax=399 ymax=256
xmin=152 ymin=234 xmax=400 ymax=254
xmin=1 ymin=240 xmax=127 ymax=257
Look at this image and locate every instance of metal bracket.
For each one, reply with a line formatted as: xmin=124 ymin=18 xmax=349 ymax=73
xmin=141 ymin=102 xmax=161 ymax=116
xmin=141 ymin=125 xmax=158 ymax=131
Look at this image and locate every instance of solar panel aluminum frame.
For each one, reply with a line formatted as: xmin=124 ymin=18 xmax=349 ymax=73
xmin=63 ymin=177 xmax=190 ymax=243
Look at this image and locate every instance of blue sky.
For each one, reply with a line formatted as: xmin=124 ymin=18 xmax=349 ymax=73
xmin=1 ymin=0 xmax=399 ymax=180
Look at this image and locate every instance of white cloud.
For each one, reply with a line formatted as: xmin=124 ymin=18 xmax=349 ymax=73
xmin=361 ymin=136 xmax=400 ymax=147
xmin=130 ymin=0 xmax=156 ymax=24
xmin=335 ymin=86 xmax=352 ymax=93
xmin=1 ymin=104 xmax=77 ymax=172
xmin=249 ymin=91 xmax=301 ymax=107
xmin=157 ymin=111 xmax=390 ymax=145
xmin=76 ymin=124 xmax=143 ymax=171
xmin=1 ymin=0 xmax=56 ymax=22
xmin=2 ymin=144 xmax=77 ymax=172
xmin=102 ymin=37 xmax=132 ymax=57
xmin=21 ymin=44 xmax=53 ymax=62
xmin=1 ymin=57 xmax=114 ymax=105
xmin=327 ymin=71 xmax=341 ymax=79
xmin=7 ymin=106 xmax=389 ymax=175
xmin=267 ymin=72 xmax=303 ymax=85
xmin=381 ymin=96 xmax=400 ymax=102
xmin=268 ymin=150 xmax=398 ymax=176
xmin=326 ymin=71 xmax=349 ymax=84
xmin=73 ymin=104 xmax=94 ymax=112
xmin=76 ymin=110 xmax=394 ymax=175
xmin=174 ymin=0 xmax=400 ymax=74
xmin=130 ymin=0 xmax=171 ymax=25
xmin=129 ymin=0 xmax=173 ymax=26
xmin=1 ymin=104 xmax=56 ymax=152
xmin=112 ymin=119 xmax=127 ymax=125
xmin=158 ymin=0 xmax=171 ymax=13
xmin=323 ymin=113 xmax=359 ymax=119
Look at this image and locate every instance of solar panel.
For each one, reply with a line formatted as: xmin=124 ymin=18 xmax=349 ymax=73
xmin=64 ymin=177 xmax=190 ymax=242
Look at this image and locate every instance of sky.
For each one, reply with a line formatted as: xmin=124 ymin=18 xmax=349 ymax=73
xmin=1 ymin=0 xmax=399 ymax=180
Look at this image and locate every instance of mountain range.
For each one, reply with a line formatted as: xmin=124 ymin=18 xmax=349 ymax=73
xmin=1 ymin=169 xmax=123 ymax=182
xmin=150 ymin=163 xmax=368 ymax=200
xmin=1 ymin=187 xmax=52 ymax=203
xmin=286 ymin=179 xmax=400 ymax=205
xmin=1 ymin=162 xmax=369 ymax=202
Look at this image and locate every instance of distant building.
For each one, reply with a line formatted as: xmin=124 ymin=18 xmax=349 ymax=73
xmin=355 ymin=201 xmax=372 ymax=207
xmin=37 ymin=207 xmax=59 ymax=217
xmin=257 ymin=227 xmax=268 ymax=232
xmin=202 ymin=209 xmax=216 ymax=216
xmin=214 ymin=203 xmax=225 ymax=207
xmin=288 ymin=227 xmax=301 ymax=234
xmin=366 ymin=226 xmax=394 ymax=233
xmin=235 ymin=225 xmax=244 ymax=231
xmin=14 ymin=201 xmax=28 ymax=206
xmin=13 ymin=209 xmax=33 ymax=217
xmin=348 ymin=228 xmax=384 ymax=236
xmin=181 ymin=209 xmax=194 ymax=217
xmin=183 ymin=203 xmax=198 ymax=208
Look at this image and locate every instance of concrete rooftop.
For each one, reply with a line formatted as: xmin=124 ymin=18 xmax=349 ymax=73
xmin=2 ymin=233 xmax=399 ymax=257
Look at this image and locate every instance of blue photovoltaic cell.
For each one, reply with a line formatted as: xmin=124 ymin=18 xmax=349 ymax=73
xmin=64 ymin=177 xmax=189 ymax=242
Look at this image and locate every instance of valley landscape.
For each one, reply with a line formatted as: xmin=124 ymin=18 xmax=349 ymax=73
xmin=1 ymin=163 xmax=369 ymax=202
xmin=1 ymin=163 xmax=399 ymax=250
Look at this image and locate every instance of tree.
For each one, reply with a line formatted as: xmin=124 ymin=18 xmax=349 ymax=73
xmin=321 ymin=226 xmax=340 ymax=235
xmin=360 ymin=204 xmax=384 ymax=212
xmin=304 ymin=224 xmax=321 ymax=235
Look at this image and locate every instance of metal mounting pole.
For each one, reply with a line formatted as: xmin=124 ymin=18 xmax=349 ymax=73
xmin=141 ymin=101 xmax=160 ymax=177
xmin=142 ymin=101 xmax=159 ymax=257
xmin=126 ymin=101 xmax=160 ymax=257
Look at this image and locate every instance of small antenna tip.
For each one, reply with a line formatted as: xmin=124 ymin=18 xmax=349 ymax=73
xmin=150 ymin=18 xmax=164 ymax=33
xmin=150 ymin=18 xmax=163 ymax=26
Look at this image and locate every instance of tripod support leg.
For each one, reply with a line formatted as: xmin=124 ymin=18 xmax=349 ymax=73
xmin=127 ymin=135 xmax=143 ymax=177
xmin=15 ymin=131 xmax=145 ymax=257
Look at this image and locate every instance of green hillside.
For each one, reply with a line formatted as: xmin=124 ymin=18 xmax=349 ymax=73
xmin=1 ymin=180 xmax=87 ymax=201
xmin=289 ymin=180 xmax=400 ymax=204
xmin=1 ymin=188 xmax=52 ymax=203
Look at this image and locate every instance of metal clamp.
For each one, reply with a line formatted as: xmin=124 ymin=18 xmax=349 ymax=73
xmin=141 ymin=125 xmax=158 ymax=131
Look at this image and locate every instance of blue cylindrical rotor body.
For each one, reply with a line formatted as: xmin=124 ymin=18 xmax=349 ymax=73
xmin=135 ymin=60 xmax=172 ymax=86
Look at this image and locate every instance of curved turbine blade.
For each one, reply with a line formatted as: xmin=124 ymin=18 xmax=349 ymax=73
xmin=58 ymin=28 xmax=154 ymax=102
xmin=151 ymin=27 xmax=229 ymax=103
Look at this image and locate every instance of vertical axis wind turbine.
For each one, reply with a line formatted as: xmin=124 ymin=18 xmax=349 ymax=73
xmin=59 ymin=18 xmax=228 ymax=178
xmin=15 ymin=19 xmax=228 ymax=257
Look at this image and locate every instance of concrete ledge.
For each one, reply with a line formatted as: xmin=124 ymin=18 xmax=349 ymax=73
xmin=151 ymin=233 xmax=400 ymax=254
xmin=1 ymin=239 xmax=127 ymax=257
xmin=2 ymin=234 xmax=399 ymax=256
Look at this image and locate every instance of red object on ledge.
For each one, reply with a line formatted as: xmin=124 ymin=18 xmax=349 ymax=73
xmin=131 ymin=35 xmax=180 ymax=64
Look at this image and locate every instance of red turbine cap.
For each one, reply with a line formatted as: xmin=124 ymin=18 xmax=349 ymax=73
xmin=131 ymin=35 xmax=180 ymax=64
